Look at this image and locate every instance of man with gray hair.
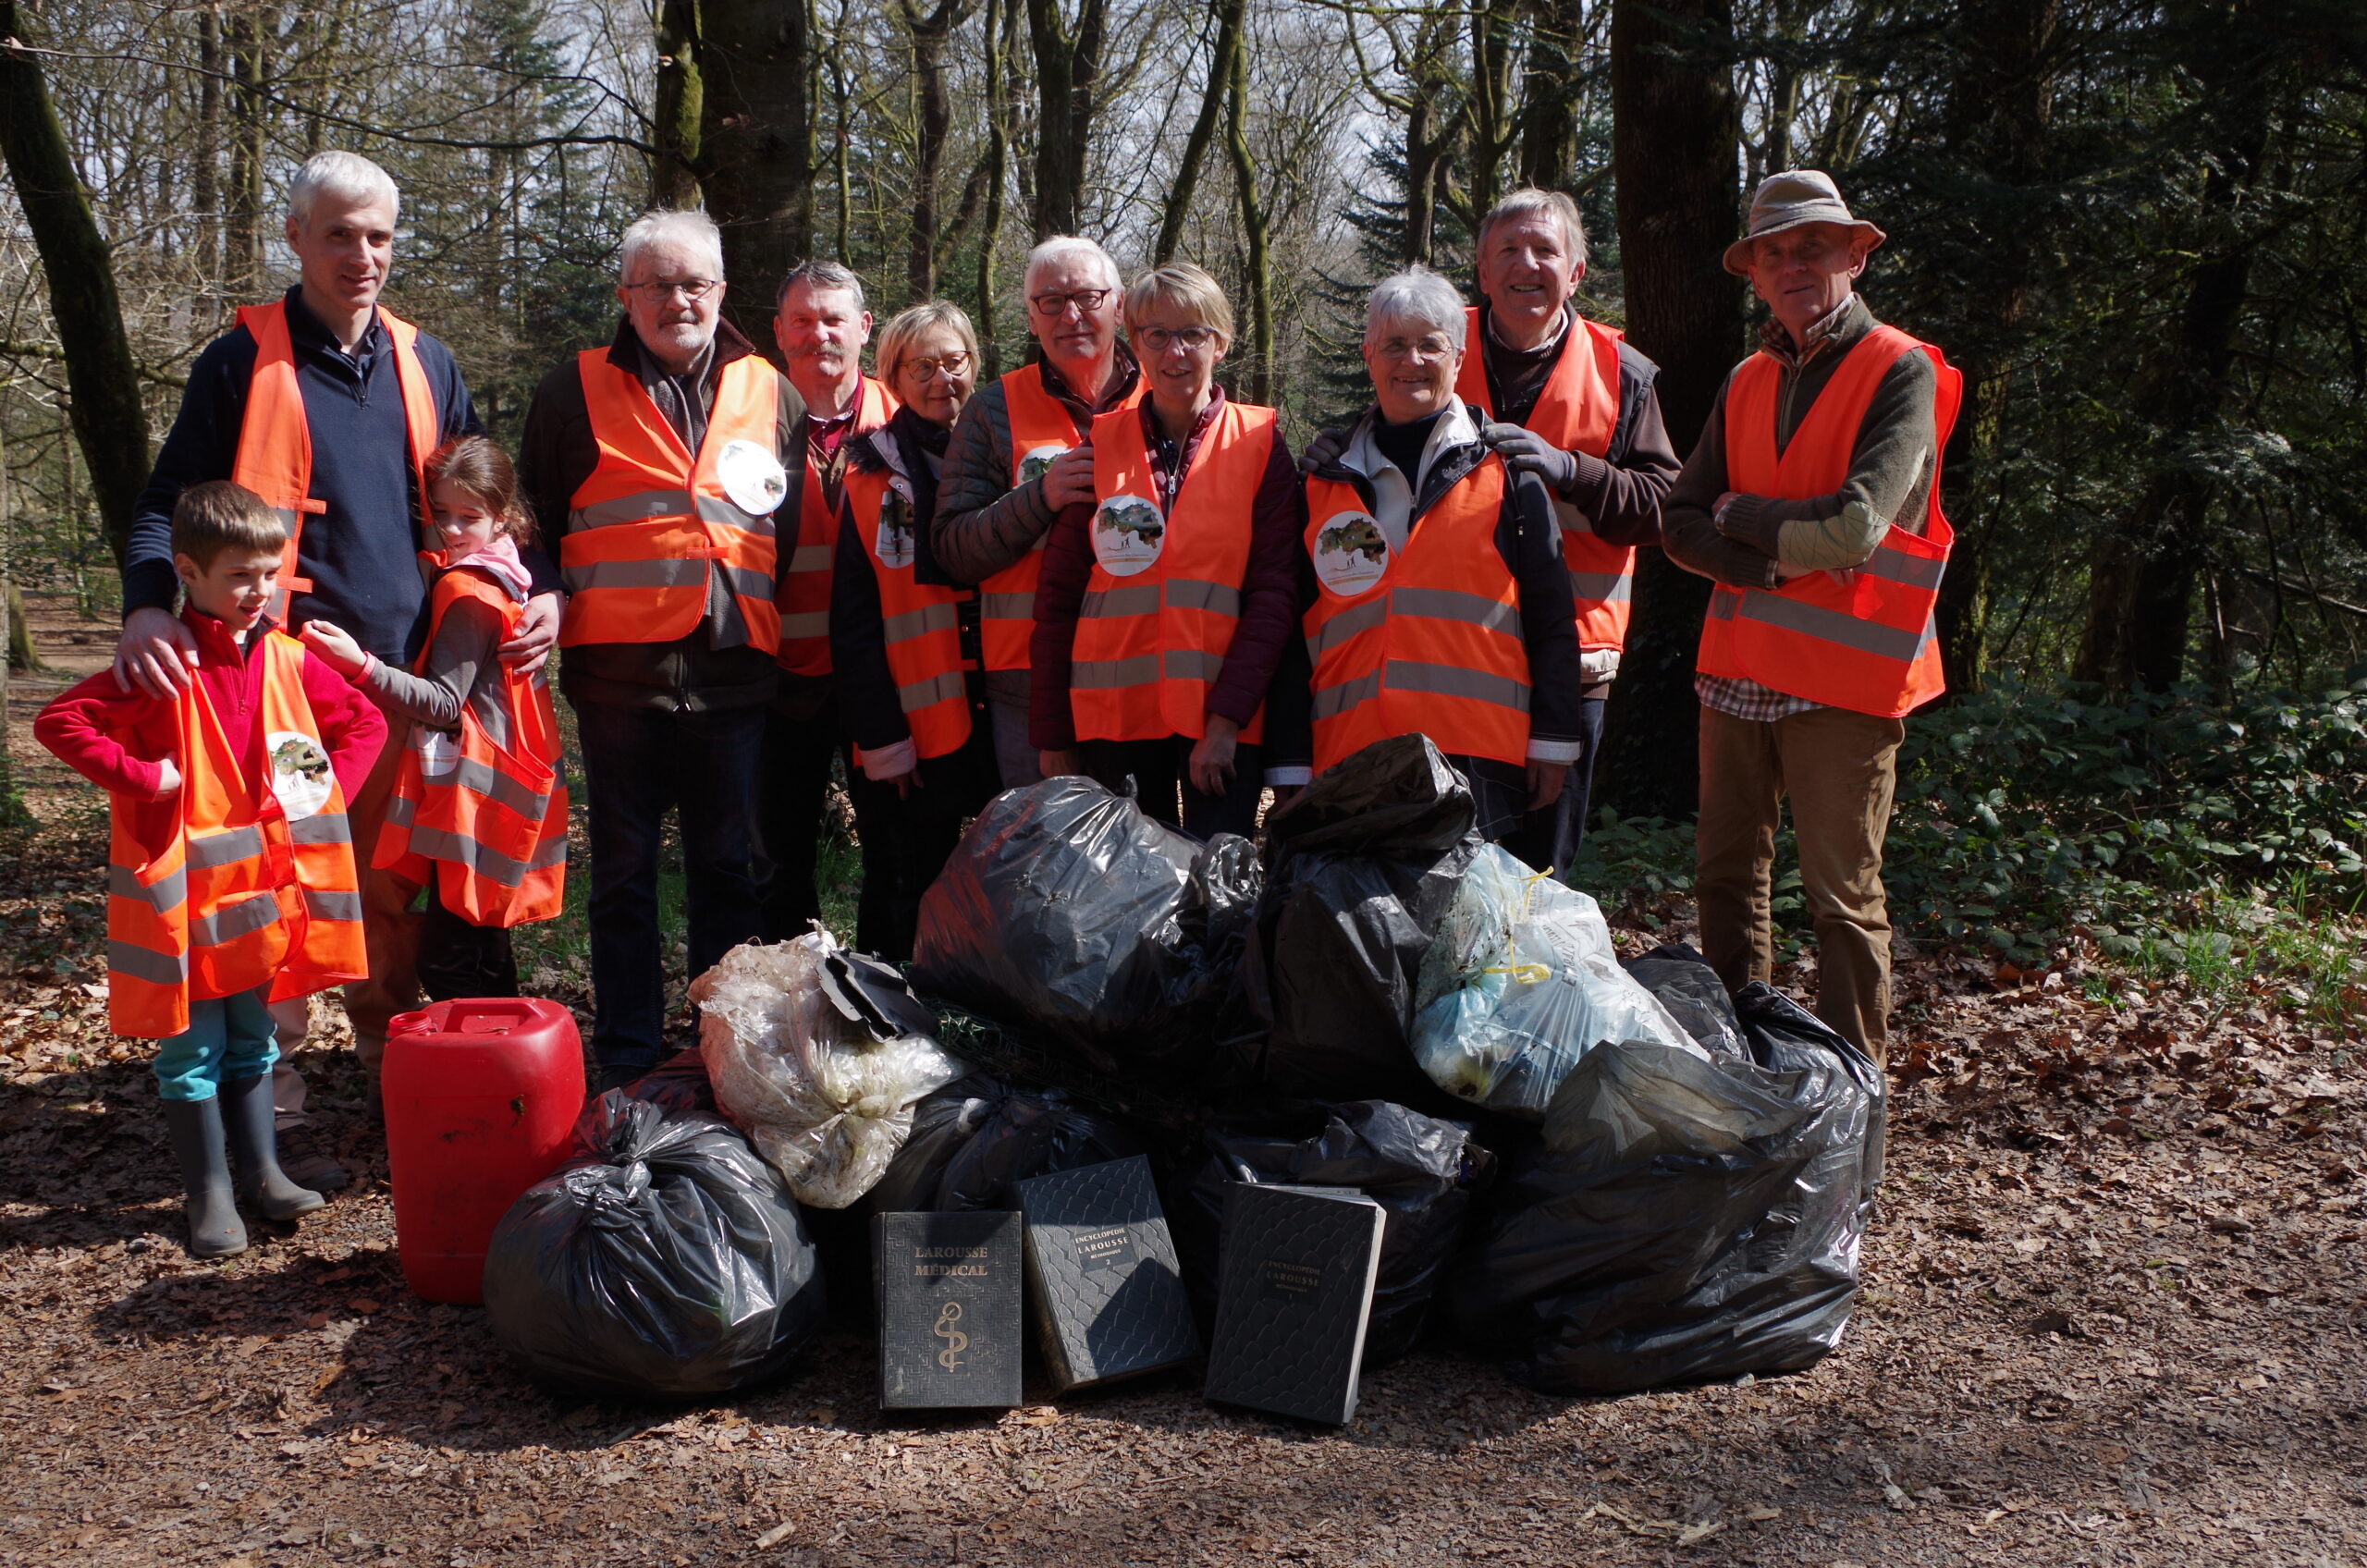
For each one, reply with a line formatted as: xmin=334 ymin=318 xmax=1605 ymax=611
xmin=119 ymin=149 xmax=543 ymax=1191
xmin=518 ymin=207 xmax=809 ymax=1091
xmin=1269 ymin=265 xmax=1584 ymax=845
xmin=932 ymin=234 xmax=1139 ymax=787
xmin=1463 ymin=186 xmax=1682 ymax=873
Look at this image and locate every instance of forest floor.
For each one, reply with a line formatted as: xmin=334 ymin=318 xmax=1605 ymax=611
xmin=3 ymin=591 xmax=2364 ymax=1568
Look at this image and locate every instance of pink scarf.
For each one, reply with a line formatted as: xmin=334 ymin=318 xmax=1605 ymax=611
xmin=425 ymin=533 xmax=533 ymax=602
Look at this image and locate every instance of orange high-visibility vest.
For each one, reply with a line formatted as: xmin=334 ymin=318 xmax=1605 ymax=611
xmin=374 ymin=568 xmax=568 ymax=927
xmin=1456 ymin=306 xmax=1633 ymax=654
xmin=1696 ymin=325 xmax=1961 ymax=717
xmin=977 ymin=362 xmax=1141 ymax=671
xmin=1071 ymin=400 xmax=1276 ymax=744
xmin=106 ymin=633 xmax=365 ymax=1038
xmin=232 ymin=300 xmax=440 ymax=620
xmin=558 ymin=350 xmax=784 ymax=652
xmin=779 ymin=375 xmax=898 ymax=679
xmin=840 ymin=456 xmax=977 ymax=760
xmin=1302 ymin=459 xmax=1529 ymax=774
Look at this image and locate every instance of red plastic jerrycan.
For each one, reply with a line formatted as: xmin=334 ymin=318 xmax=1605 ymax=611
xmin=381 ymin=998 xmax=585 ymax=1304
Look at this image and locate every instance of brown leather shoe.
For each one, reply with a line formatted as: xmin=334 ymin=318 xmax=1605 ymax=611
xmin=274 ymin=1124 xmax=350 ymax=1194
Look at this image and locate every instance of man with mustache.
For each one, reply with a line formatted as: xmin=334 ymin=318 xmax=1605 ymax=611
xmin=518 ymin=209 xmax=808 ymax=1092
xmin=758 ymin=261 xmax=898 ymax=937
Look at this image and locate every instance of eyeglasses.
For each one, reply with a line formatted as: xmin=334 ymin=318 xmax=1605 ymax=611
xmin=899 ymin=350 xmax=974 ymax=380
xmin=1371 ymin=334 xmax=1456 ymax=363
xmin=1136 ymin=325 xmax=1220 ymax=353
xmin=624 ymin=277 xmax=721 ymax=301
xmin=1029 ymin=288 xmax=1112 ymax=316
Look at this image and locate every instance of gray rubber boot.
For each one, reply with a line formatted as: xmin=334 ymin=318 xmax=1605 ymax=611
xmin=220 ymin=1073 xmax=326 ymax=1220
xmin=161 ymin=1097 xmax=248 ymax=1259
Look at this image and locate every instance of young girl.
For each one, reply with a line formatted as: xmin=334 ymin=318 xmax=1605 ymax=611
xmin=303 ymin=436 xmax=567 ymax=1007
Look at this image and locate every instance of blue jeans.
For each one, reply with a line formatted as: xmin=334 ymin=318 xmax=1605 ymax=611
xmin=1508 ymin=693 xmax=1607 ymax=876
xmin=571 ymin=698 xmax=768 ymax=1073
xmin=153 ymin=986 xmax=277 ymax=1101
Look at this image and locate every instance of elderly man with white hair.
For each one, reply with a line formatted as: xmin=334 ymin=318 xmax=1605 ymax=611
xmin=121 ymin=150 xmax=539 ymax=1191
xmin=1269 ymin=266 xmax=1585 ymax=843
xmin=931 ymin=234 xmax=1141 ymax=787
xmin=517 ymin=208 xmax=809 ymax=1092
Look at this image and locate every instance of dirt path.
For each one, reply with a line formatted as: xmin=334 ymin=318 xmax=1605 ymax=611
xmin=2 ymin=705 xmax=2362 ymax=1567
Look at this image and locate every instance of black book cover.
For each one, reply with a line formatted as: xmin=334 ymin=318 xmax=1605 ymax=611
xmin=1202 ymin=1183 xmax=1386 ymax=1425
xmin=874 ymin=1210 xmax=1024 ymax=1409
xmin=1016 ymin=1156 xmax=1200 ymax=1391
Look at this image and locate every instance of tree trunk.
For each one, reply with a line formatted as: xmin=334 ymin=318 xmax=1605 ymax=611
xmin=901 ymin=0 xmax=973 ymax=299
xmin=1026 ymin=0 xmax=1108 ymax=238
xmin=196 ymin=2 xmax=224 ymax=289
xmin=1223 ymin=35 xmax=1273 ymax=405
xmin=975 ymin=0 xmax=1013 ymax=372
xmin=226 ymin=1 xmax=266 ymax=295
xmin=1599 ymin=0 xmax=1740 ymax=819
xmin=1515 ymin=0 xmax=1586 ymax=194
xmin=651 ymin=0 xmax=705 ymax=207
xmin=696 ymin=0 xmax=815 ymax=352
xmin=1153 ymin=0 xmax=1247 ymax=265
xmin=0 ymin=6 xmax=153 ymax=567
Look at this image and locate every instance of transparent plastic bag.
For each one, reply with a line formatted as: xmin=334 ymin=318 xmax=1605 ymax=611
xmin=691 ymin=932 xmax=966 ymax=1209
xmin=1411 ymin=845 xmax=1699 ymax=1118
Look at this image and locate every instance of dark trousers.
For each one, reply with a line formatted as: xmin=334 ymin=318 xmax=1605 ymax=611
xmin=844 ymin=728 xmax=999 ymax=962
xmin=758 ymin=710 xmax=843 ymax=942
xmin=1082 ymin=735 xmax=1264 ymax=840
xmin=416 ymin=900 xmax=520 ymax=1001
xmin=572 ymin=698 xmax=767 ymax=1072
xmin=1507 ymin=693 xmax=1607 ymax=876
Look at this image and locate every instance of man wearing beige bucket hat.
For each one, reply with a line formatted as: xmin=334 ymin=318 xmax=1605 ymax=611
xmin=1660 ymin=169 xmax=1964 ymax=1063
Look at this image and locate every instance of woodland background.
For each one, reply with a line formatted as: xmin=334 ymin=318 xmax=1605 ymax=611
xmin=0 ymin=0 xmax=2362 ymax=990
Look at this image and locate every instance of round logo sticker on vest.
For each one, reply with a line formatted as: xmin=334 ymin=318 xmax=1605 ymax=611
xmin=876 ymin=491 xmax=915 ymax=571
xmin=716 ymin=438 xmax=789 ymax=516
xmin=1092 ymin=495 xmax=1165 ymax=577
xmin=1015 ymin=443 xmax=1070 ymax=487
xmin=1313 ymin=508 xmax=1391 ymax=596
xmin=265 ymin=730 xmax=333 ymax=821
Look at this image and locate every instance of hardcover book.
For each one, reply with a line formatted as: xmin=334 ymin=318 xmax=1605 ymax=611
xmin=874 ymin=1210 xmax=1024 ymax=1409
xmin=1016 ymin=1156 xmax=1200 ymax=1391
xmin=1202 ymin=1182 xmax=1387 ymax=1425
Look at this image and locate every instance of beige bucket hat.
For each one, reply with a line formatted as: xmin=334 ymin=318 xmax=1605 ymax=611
xmin=1722 ymin=169 xmax=1887 ymax=276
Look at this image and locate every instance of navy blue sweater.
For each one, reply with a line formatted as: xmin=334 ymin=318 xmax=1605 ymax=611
xmin=125 ymin=288 xmax=530 ymax=667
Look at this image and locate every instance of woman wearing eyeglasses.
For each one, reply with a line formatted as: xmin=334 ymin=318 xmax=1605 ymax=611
xmin=828 ymin=301 xmax=1001 ymax=959
xmin=1266 ymin=265 xmax=1584 ymax=849
xmin=1029 ymin=263 xmax=1303 ymax=839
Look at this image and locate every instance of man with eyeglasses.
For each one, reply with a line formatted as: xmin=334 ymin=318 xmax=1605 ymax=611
xmin=518 ymin=208 xmax=808 ymax=1093
xmin=933 ymin=235 xmax=1141 ymax=789
xmin=759 ymin=261 xmax=898 ymax=941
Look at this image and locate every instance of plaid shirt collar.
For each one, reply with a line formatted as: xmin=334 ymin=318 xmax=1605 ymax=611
xmin=1758 ymin=294 xmax=1860 ymax=369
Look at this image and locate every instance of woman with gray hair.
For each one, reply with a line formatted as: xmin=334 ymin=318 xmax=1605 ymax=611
xmin=1267 ymin=265 xmax=1586 ymax=848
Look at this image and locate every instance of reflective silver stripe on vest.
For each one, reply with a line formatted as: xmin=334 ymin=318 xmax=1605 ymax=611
xmin=1164 ymin=648 xmax=1225 ymax=683
xmin=447 ymin=758 xmax=553 ymax=820
xmin=1727 ymin=588 xmax=1932 ymax=662
xmin=289 ymin=811 xmax=351 ymax=846
xmin=1857 ymin=546 xmax=1948 ymax=591
xmin=303 ymin=888 xmax=364 ymax=923
xmin=384 ymin=792 xmax=416 ymax=827
xmin=899 ymin=671 xmax=969 ymax=713
xmin=716 ymin=563 xmax=775 ymax=603
xmin=1385 ymin=659 xmax=1531 ymax=712
xmin=1309 ymin=596 xmax=1389 ymax=658
xmin=1163 ymin=578 xmax=1241 ymax=617
xmin=1072 ymin=654 xmax=1161 ymax=690
xmin=1310 ymin=667 xmax=1383 ymax=720
xmin=571 ymin=491 xmax=775 ymax=538
xmin=1568 ymin=569 xmax=1634 ymax=604
xmin=1078 ymin=583 xmax=1162 ymax=620
xmin=184 ymin=824 xmax=264 ymax=869
xmin=788 ymin=544 xmax=833 ymax=574
xmin=700 ymin=496 xmax=775 ymax=537
xmin=401 ymin=827 xmax=539 ymax=889
xmin=110 ymin=940 xmax=187 ymax=986
xmin=562 ymin=557 xmax=708 ymax=594
xmin=779 ymin=611 xmax=831 ymax=639
xmin=882 ymin=602 xmax=960 ymax=643
xmin=980 ymin=593 xmax=1036 ymax=620
xmin=189 ymin=891 xmax=282 ymax=949
xmin=1391 ymin=586 xmax=1522 ymax=639
xmin=110 ymin=864 xmax=187 ymax=911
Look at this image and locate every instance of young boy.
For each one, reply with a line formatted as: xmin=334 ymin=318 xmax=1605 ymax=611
xmin=36 ymin=482 xmax=386 ymax=1258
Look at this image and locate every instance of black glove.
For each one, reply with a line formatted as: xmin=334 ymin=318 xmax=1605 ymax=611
xmin=1296 ymin=426 xmax=1349 ymax=476
xmin=1480 ymin=422 xmax=1579 ymax=494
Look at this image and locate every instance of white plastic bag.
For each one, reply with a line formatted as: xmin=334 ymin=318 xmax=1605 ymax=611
xmin=1412 ymin=846 xmax=1700 ymax=1118
xmin=692 ymin=932 xmax=966 ymax=1208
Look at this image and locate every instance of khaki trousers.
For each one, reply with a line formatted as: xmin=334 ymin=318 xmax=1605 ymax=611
xmin=1695 ymin=704 xmax=1903 ymax=1062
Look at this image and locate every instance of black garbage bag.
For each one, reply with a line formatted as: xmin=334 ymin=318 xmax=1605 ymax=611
xmin=865 ymin=1073 xmax=1150 ymax=1213
xmin=620 ymin=1047 xmax=717 ymax=1116
xmin=1453 ymin=974 xmax=1883 ymax=1394
xmin=1621 ymin=942 xmax=1749 ymax=1058
xmin=1173 ymin=1100 xmax=1495 ymax=1366
xmin=483 ymin=1094 xmax=827 ymax=1398
xmin=1227 ymin=736 xmax=1483 ymax=1107
xmin=911 ymin=778 xmax=1260 ymax=1082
